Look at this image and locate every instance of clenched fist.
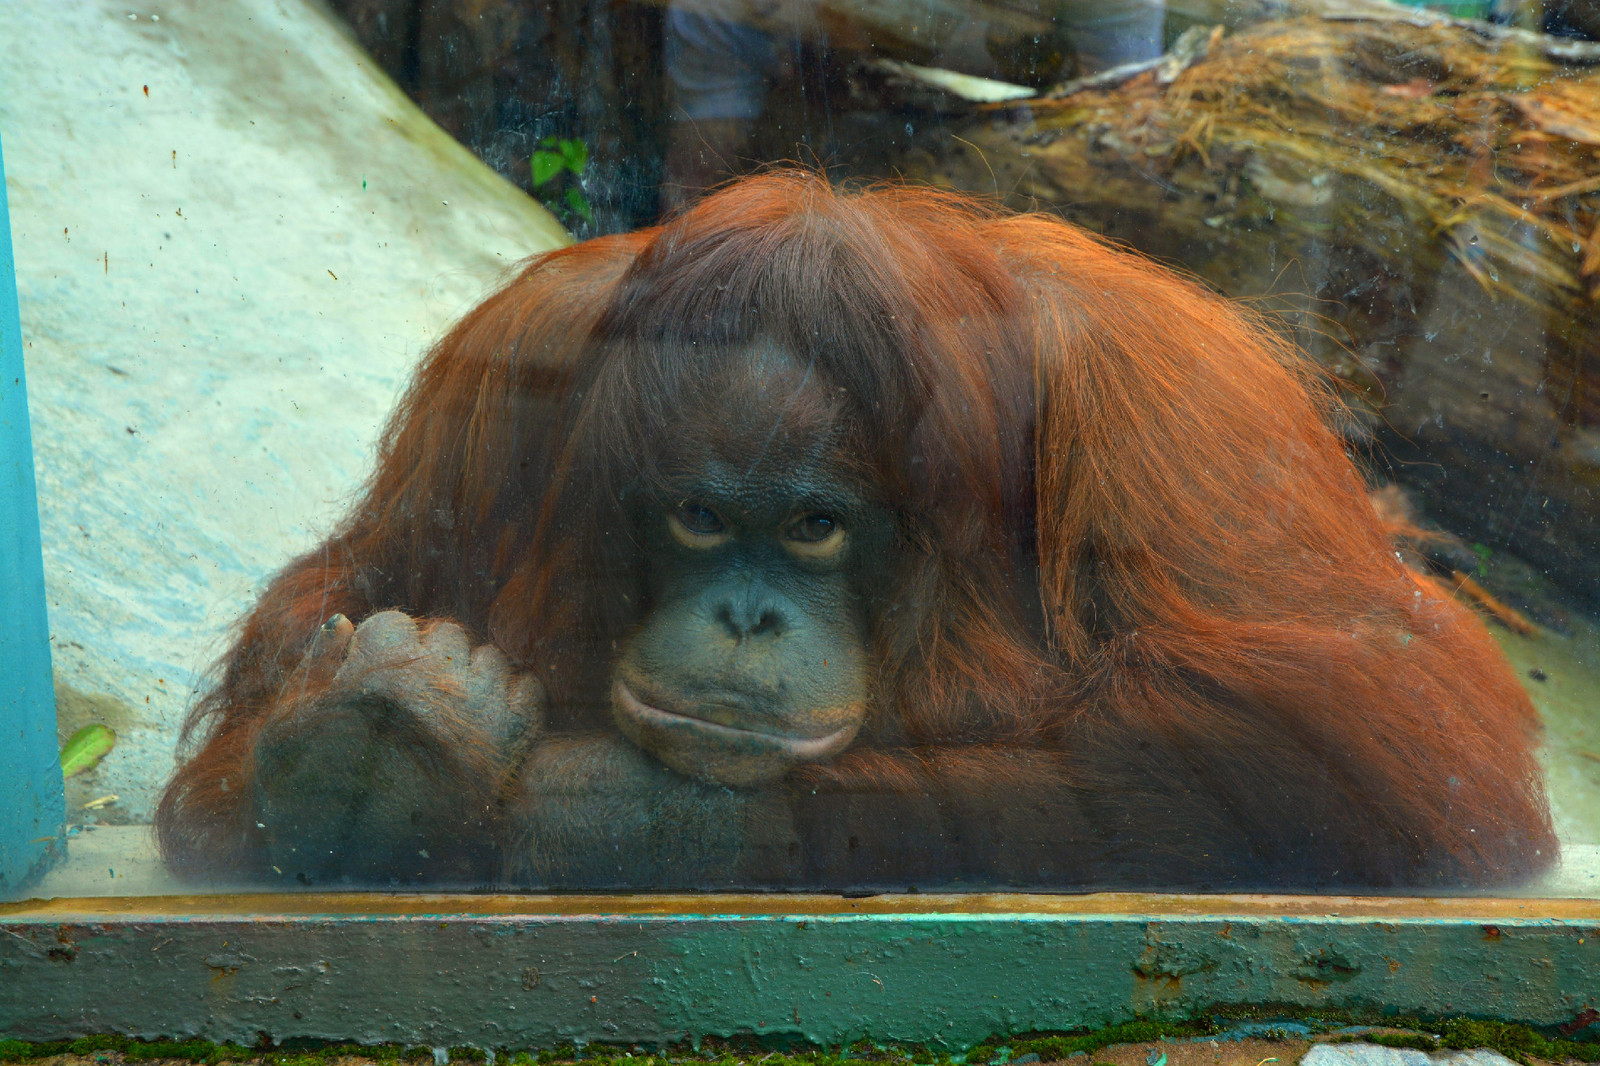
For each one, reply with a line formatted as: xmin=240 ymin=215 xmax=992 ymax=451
xmin=251 ymin=611 xmax=543 ymax=884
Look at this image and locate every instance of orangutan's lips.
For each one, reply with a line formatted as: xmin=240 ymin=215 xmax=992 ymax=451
xmin=611 ymin=679 xmax=856 ymax=760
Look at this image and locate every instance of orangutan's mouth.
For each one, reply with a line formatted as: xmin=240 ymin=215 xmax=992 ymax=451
xmin=610 ymin=679 xmax=859 ymax=761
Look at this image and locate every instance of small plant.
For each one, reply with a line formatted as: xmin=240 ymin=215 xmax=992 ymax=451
xmin=530 ymin=137 xmax=594 ymax=228
xmin=60 ymin=721 xmax=116 ymax=777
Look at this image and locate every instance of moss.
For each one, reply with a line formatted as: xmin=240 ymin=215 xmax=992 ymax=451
xmin=958 ymin=1019 xmax=1226 ymax=1065
xmin=0 ymin=1038 xmax=255 ymax=1065
xmin=1438 ymin=1020 xmax=1600 ymax=1064
xmin=66 ymin=1039 xmax=127 ymax=1057
xmin=1367 ymin=1035 xmax=1440 ymax=1052
xmin=124 ymin=1041 xmax=233 ymax=1063
xmin=265 ymin=1056 xmax=325 ymax=1066
xmin=1 ymin=1015 xmax=1597 ymax=1066
xmin=1302 ymin=1019 xmax=1600 ymax=1065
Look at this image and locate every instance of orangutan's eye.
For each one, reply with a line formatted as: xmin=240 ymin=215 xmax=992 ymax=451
xmin=677 ymin=504 xmax=723 ymax=534
xmin=668 ymin=503 xmax=730 ymax=547
xmin=788 ymin=513 xmax=836 ymax=542
xmin=785 ymin=513 xmax=845 ymax=558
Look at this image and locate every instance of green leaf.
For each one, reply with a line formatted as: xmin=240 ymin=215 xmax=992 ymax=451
xmin=60 ymin=723 xmax=116 ymax=778
xmin=559 ymin=138 xmax=589 ymax=174
xmin=566 ymin=187 xmax=594 ymax=224
xmin=530 ymin=150 xmax=565 ymax=188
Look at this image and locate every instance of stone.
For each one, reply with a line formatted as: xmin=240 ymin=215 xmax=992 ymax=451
xmin=1301 ymin=1045 xmax=1432 ymax=1066
xmin=1300 ymin=1045 xmax=1520 ymax=1066
xmin=0 ymin=0 xmax=568 ymax=824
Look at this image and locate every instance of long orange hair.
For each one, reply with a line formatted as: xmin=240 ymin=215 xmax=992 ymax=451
xmin=158 ymin=172 xmax=1553 ymax=887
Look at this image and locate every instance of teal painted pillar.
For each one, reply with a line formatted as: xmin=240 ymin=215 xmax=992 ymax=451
xmin=0 ymin=126 xmax=65 ymax=891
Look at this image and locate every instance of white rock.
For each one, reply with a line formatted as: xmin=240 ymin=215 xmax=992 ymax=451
xmin=1300 ymin=1046 xmax=1520 ymax=1066
xmin=1301 ymin=1045 xmax=1432 ymax=1066
xmin=0 ymin=0 xmax=568 ymax=822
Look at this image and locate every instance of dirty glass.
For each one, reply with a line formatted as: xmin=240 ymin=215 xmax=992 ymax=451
xmin=2 ymin=0 xmax=1598 ymax=900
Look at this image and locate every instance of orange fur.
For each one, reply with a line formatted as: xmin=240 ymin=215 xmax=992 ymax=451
xmin=157 ymin=172 xmax=1554 ymax=888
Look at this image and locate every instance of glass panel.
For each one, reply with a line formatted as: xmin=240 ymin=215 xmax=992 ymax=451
xmin=3 ymin=0 xmax=1597 ymax=898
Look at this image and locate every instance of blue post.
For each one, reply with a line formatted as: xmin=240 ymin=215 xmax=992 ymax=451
xmin=0 ymin=126 xmax=65 ymax=892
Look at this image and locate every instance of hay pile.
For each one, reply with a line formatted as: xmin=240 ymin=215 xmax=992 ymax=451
xmin=1159 ymin=16 xmax=1600 ymax=304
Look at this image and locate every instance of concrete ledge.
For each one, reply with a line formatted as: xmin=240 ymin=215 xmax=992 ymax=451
xmin=3 ymin=893 xmax=1599 ymax=1049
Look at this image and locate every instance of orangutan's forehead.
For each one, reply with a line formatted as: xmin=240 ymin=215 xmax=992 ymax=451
xmin=638 ymin=342 xmax=868 ymax=506
xmin=691 ymin=340 xmax=833 ymax=399
xmin=662 ymin=343 xmax=851 ymax=447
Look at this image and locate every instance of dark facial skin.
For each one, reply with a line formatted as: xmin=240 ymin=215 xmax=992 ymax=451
xmin=610 ymin=347 xmax=894 ymax=788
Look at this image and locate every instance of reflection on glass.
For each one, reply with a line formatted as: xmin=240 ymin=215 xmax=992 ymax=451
xmin=660 ymin=0 xmax=1167 ymax=207
xmin=2 ymin=0 xmax=1597 ymax=899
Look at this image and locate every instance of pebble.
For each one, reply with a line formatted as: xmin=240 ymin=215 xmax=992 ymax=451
xmin=1301 ymin=1045 xmax=1519 ymax=1066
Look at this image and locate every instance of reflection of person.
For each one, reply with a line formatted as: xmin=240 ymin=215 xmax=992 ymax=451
xmin=1055 ymin=0 xmax=1166 ymax=69
xmin=1489 ymin=0 xmax=1600 ymax=39
xmin=661 ymin=0 xmax=808 ymax=210
xmin=660 ymin=0 xmax=1167 ymax=209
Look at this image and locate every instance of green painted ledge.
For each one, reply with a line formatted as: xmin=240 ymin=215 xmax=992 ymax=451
xmin=2 ymin=894 xmax=1599 ymax=1049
